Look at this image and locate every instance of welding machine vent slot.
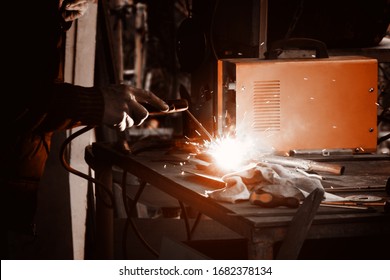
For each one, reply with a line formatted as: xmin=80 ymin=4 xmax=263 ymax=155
xmin=252 ymin=80 xmax=281 ymax=132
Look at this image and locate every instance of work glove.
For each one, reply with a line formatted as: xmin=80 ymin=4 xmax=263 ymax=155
xmin=101 ymin=84 xmax=169 ymax=131
xmin=60 ymin=0 xmax=90 ymax=22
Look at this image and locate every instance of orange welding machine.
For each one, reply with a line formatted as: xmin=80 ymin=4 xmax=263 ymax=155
xmin=217 ymin=46 xmax=378 ymax=155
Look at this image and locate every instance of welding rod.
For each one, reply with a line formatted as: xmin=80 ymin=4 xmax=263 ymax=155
xmin=185 ymin=110 xmax=213 ymax=141
xmin=322 ymin=200 xmax=390 ymax=212
xmin=324 ymin=185 xmax=386 ymax=193
xmin=321 ymin=201 xmax=386 ymax=207
xmin=145 ymin=99 xmax=189 ymax=116
xmin=138 ymin=99 xmax=214 ymax=143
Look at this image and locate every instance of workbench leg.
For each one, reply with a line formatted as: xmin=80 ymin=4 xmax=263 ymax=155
xmin=247 ymin=241 xmax=274 ymax=260
xmin=94 ymin=163 xmax=114 ymax=259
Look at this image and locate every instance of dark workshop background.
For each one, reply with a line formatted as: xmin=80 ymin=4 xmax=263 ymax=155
xmin=7 ymin=0 xmax=390 ymax=260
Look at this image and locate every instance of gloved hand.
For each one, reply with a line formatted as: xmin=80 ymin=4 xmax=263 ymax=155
xmin=61 ymin=0 xmax=90 ymax=22
xmin=101 ymin=84 xmax=169 ymax=131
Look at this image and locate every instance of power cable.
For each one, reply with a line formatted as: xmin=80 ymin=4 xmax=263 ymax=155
xmin=59 ymin=125 xmax=114 ymax=208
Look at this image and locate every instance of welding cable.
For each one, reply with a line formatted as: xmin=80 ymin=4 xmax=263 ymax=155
xmin=59 ymin=125 xmax=114 ymax=208
xmin=120 ymin=170 xmax=159 ymax=258
xmin=377 ymin=96 xmax=390 ymax=124
xmin=377 ymin=108 xmax=390 ymax=145
xmin=378 ymin=132 xmax=390 ymax=145
xmin=379 ymin=64 xmax=390 ymax=83
xmin=60 ymin=125 xmax=159 ymax=258
xmin=377 ymin=64 xmax=390 ymax=145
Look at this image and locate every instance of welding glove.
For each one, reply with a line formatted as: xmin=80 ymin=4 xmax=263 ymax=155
xmin=60 ymin=0 xmax=90 ymax=22
xmin=208 ymin=176 xmax=251 ymax=203
xmin=100 ymin=84 xmax=169 ymax=131
xmin=209 ymin=162 xmax=326 ymax=205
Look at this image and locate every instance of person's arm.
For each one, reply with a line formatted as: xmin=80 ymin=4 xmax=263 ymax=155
xmin=38 ymin=83 xmax=169 ymax=132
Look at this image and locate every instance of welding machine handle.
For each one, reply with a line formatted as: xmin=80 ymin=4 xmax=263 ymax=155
xmin=265 ymin=38 xmax=329 ymax=59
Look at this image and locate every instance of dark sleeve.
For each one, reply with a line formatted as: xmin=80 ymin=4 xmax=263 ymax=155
xmin=35 ymin=83 xmax=105 ymax=132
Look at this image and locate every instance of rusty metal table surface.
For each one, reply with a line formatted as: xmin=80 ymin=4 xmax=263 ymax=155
xmin=85 ymin=141 xmax=390 ymax=259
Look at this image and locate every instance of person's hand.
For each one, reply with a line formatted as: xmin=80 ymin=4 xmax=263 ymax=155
xmin=101 ymin=84 xmax=169 ymax=131
xmin=61 ymin=0 xmax=90 ymax=22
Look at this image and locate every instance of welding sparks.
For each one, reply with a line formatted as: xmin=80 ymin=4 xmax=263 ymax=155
xmin=204 ymin=135 xmax=257 ymax=172
xmin=183 ymin=112 xmax=272 ymax=173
